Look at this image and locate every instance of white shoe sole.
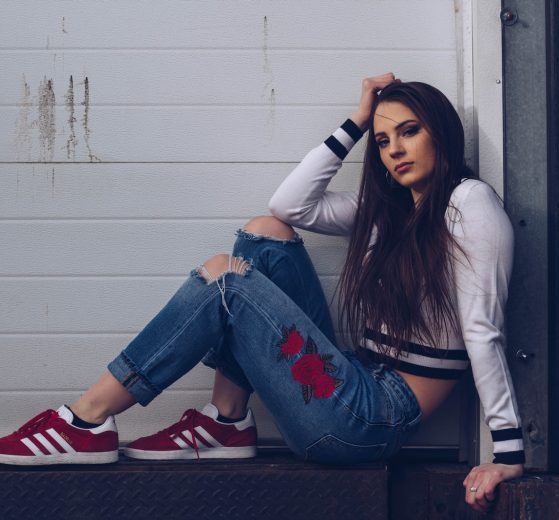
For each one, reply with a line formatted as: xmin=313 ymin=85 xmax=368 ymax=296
xmin=123 ymin=445 xmax=257 ymax=460
xmin=0 ymin=450 xmax=119 ymax=466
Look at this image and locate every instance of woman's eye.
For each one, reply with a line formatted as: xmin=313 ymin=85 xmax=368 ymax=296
xmin=403 ymin=125 xmax=420 ymax=136
xmin=377 ymin=139 xmax=388 ymax=148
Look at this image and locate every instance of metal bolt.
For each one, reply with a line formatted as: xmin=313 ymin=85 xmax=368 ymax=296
xmin=515 ymin=349 xmax=534 ymax=361
xmin=496 ymin=79 xmax=501 ymax=84
xmin=500 ymin=8 xmax=518 ymax=26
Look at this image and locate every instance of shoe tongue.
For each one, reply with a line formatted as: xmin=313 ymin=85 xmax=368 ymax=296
xmin=56 ymin=405 xmax=74 ymax=424
xmin=200 ymin=403 xmax=219 ymax=420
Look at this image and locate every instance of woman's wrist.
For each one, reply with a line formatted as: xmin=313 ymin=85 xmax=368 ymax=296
xmin=350 ymin=112 xmax=370 ymax=132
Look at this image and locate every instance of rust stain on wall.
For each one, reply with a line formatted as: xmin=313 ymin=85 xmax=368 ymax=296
xmin=262 ymin=15 xmax=276 ymax=136
xmin=65 ymin=75 xmax=77 ymax=160
xmin=15 ymin=75 xmax=32 ymax=162
xmin=81 ymin=77 xmax=100 ymax=162
xmin=38 ymin=77 xmax=56 ymax=162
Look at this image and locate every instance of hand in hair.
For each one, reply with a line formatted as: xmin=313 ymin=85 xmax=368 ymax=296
xmin=350 ymin=73 xmax=400 ymax=131
xmin=462 ymin=462 xmax=524 ymax=514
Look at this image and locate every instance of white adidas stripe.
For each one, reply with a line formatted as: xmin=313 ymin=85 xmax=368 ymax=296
xmin=171 ymin=435 xmax=189 ymax=450
xmin=47 ymin=428 xmax=76 ymax=453
xmin=34 ymin=433 xmax=60 ymax=455
xmin=21 ymin=428 xmax=77 ymax=456
xmin=170 ymin=427 xmax=223 ymax=451
xmin=194 ymin=426 xmax=222 ymax=448
xmin=21 ymin=437 xmax=43 ymax=456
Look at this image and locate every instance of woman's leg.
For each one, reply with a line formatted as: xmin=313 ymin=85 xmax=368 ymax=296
xmin=205 ymin=216 xmax=337 ymax=419
xmin=69 ymin=216 xmax=334 ymax=425
xmin=69 ymin=372 xmax=136 ymax=424
xmin=105 ymin=253 xmax=420 ymax=464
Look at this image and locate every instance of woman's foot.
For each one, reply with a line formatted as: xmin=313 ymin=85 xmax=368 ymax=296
xmin=0 ymin=406 xmax=119 ymax=465
xmin=123 ymin=403 xmax=257 ymax=460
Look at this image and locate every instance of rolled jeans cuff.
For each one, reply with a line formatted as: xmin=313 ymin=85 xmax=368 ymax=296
xmin=108 ymin=352 xmax=161 ymax=407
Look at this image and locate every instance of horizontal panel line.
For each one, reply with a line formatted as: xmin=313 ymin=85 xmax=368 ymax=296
xmin=0 ymin=388 xmax=213 ymax=394
xmin=0 ymin=217 xmax=253 ymax=222
xmin=0 ymin=103 xmax=358 ymax=108
xmin=0 ymin=332 xmax=134 ymax=337
xmin=0 ymin=105 xmax=359 ymax=110
xmin=0 ymin=274 xmax=341 ymax=279
xmin=0 ymin=47 xmax=456 ymax=53
xmin=0 ymin=329 xmax=343 ymax=337
xmin=0 ymin=161 xmax=363 ymax=165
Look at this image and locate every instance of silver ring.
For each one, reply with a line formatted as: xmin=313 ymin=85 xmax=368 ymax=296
xmin=470 ymin=486 xmax=478 ymax=493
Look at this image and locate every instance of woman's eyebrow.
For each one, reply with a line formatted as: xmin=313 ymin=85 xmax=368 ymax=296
xmin=374 ymin=119 xmax=418 ymax=138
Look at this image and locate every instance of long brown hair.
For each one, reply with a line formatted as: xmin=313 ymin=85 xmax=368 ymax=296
xmin=339 ymin=82 xmax=476 ymax=354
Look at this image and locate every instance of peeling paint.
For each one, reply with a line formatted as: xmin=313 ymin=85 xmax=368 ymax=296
xmin=62 ymin=16 xmax=68 ymax=34
xmin=65 ymin=75 xmax=77 ymax=160
xmin=38 ymin=76 xmax=56 ymax=162
xmin=15 ymin=75 xmax=32 ymax=162
xmin=81 ymin=77 xmax=100 ymax=162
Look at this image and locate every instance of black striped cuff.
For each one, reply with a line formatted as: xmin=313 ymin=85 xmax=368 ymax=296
xmin=324 ymin=135 xmax=349 ymax=160
xmin=493 ymin=450 xmax=525 ymax=465
xmin=491 ymin=428 xmax=523 ymax=442
xmin=324 ymin=119 xmax=365 ymax=160
xmin=341 ymin=118 xmax=364 ymax=142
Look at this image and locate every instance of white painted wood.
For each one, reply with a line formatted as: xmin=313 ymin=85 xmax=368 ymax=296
xmin=2 ymin=51 xmax=457 ymax=106
xmin=6 ymin=106 xmax=371 ymax=162
xmin=0 ymin=0 xmax=466 ymax=446
xmin=0 ymin=1 xmax=455 ymax=50
xmin=0 ymin=277 xmax=342 ymax=333
xmin=0 ymin=163 xmax=360 ymax=218
xmin=0 ymin=222 xmax=348 ymax=275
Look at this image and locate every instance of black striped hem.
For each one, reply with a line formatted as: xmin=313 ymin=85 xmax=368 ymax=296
xmin=493 ymin=450 xmax=525 ymax=465
xmin=358 ymin=349 xmax=465 ymax=380
xmin=491 ymin=428 xmax=523 ymax=442
xmin=341 ymin=118 xmax=364 ymax=142
xmin=324 ymin=135 xmax=349 ymax=160
xmin=364 ymin=329 xmax=469 ymax=361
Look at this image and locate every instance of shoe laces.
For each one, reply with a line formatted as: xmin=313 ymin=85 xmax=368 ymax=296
xmin=14 ymin=409 xmax=58 ymax=436
xmin=164 ymin=409 xmax=202 ymax=460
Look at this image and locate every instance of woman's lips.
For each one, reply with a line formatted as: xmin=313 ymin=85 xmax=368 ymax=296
xmin=395 ymin=162 xmax=413 ymax=173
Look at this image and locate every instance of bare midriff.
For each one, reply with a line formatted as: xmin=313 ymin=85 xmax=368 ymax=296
xmin=394 ymin=369 xmax=460 ymax=420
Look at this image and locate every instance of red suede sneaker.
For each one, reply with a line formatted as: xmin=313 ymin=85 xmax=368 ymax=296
xmin=123 ymin=403 xmax=257 ymax=460
xmin=0 ymin=406 xmax=119 ymax=465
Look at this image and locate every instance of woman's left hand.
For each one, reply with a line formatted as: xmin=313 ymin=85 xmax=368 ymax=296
xmin=463 ymin=463 xmax=524 ymax=514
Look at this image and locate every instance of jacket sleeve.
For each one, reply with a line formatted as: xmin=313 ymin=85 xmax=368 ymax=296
xmin=268 ymin=119 xmax=362 ymax=236
xmin=452 ymin=181 xmax=525 ymax=465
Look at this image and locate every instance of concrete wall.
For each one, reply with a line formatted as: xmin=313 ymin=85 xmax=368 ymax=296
xmin=0 ymin=1 xmax=466 ymax=444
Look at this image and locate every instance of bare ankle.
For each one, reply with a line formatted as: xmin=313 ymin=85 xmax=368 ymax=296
xmin=212 ymin=402 xmax=247 ymax=420
xmin=69 ymin=401 xmax=108 ymax=425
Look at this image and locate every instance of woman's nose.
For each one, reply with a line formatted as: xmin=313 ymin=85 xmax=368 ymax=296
xmin=389 ymin=140 xmax=405 ymax=158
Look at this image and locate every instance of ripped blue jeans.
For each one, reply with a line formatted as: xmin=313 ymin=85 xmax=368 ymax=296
xmin=107 ymin=230 xmax=422 ymax=464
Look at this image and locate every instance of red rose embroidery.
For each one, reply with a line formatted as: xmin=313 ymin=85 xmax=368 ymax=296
xmin=291 ymin=354 xmax=324 ymax=385
xmin=281 ymin=329 xmax=304 ymax=356
xmin=277 ymin=325 xmax=305 ymax=361
xmin=312 ymin=373 xmax=337 ymax=399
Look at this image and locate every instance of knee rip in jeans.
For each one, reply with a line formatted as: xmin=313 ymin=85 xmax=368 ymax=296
xmin=236 ymin=228 xmax=303 ymax=245
xmin=195 ymin=255 xmax=252 ymax=317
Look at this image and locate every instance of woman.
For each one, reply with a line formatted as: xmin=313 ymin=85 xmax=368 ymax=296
xmin=0 ymin=73 xmax=523 ymax=514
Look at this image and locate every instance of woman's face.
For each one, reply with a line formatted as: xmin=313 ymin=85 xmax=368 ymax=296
xmin=373 ymin=101 xmax=436 ymax=203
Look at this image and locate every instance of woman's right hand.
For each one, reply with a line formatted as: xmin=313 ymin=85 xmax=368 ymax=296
xmin=350 ymin=73 xmax=400 ymax=131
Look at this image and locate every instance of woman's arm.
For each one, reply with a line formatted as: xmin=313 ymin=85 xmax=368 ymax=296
xmin=268 ymin=73 xmax=397 ymax=236
xmin=451 ymin=181 xmax=524 ymax=513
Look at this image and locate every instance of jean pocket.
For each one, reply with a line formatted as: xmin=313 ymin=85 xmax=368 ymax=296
xmin=304 ymin=434 xmax=387 ymax=465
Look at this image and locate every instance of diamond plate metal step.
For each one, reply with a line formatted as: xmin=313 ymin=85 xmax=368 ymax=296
xmin=0 ymin=450 xmax=387 ymax=520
